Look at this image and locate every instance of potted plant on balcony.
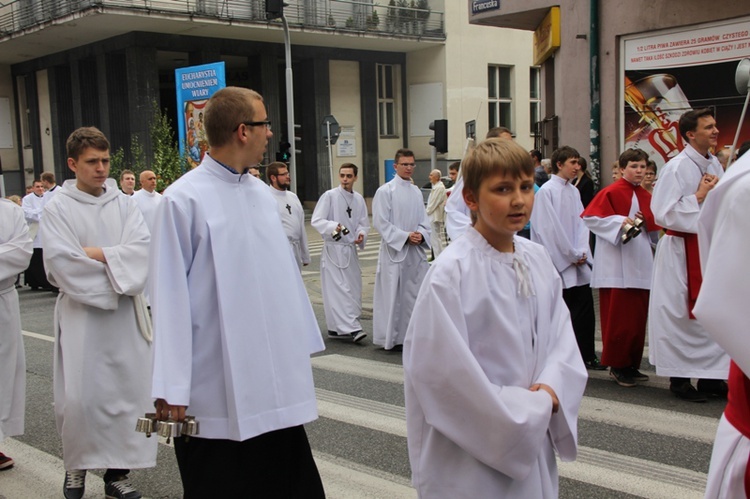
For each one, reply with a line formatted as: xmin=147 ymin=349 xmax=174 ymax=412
xmin=345 ymin=16 xmax=355 ymax=29
xmin=367 ymin=10 xmax=380 ymax=31
xmin=396 ymin=0 xmax=409 ymax=33
xmin=328 ymin=14 xmax=336 ymax=28
xmin=386 ymin=0 xmax=397 ymax=32
xmin=415 ymin=0 xmax=430 ymax=35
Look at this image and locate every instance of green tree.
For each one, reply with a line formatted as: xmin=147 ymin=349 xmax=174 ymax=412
xmin=149 ymin=102 xmax=185 ymax=193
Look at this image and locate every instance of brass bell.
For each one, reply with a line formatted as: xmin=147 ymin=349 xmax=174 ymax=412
xmin=157 ymin=420 xmax=182 ymax=444
xmin=621 ymin=217 xmax=644 ymax=245
xmin=135 ymin=413 xmax=157 ymax=437
xmin=181 ymin=416 xmax=200 ymax=437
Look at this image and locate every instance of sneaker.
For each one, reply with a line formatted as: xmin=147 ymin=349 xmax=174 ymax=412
xmin=63 ymin=470 xmax=86 ymax=499
xmin=627 ymin=367 xmax=650 ymax=382
xmin=670 ymin=381 xmax=707 ymax=403
xmin=352 ymin=331 xmax=367 ymax=343
xmin=0 ymin=452 xmax=14 ymax=470
xmin=105 ymin=476 xmax=142 ymax=499
xmin=584 ymin=357 xmax=607 ymax=371
xmin=327 ymin=331 xmax=348 ymax=339
xmin=697 ymin=379 xmax=729 ymax=398
xmin=610 ymin=368 xmax=637 ymax=388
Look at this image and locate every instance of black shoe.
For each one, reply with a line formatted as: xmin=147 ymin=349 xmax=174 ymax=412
xmin=105 ymin=476 xmax=142 ymax=499
xmin=670 ymin=381 xmax=707 ymax=402
xmin=610 ymin=368 xmax=637 ymax=387
xmin=584 ymin=357 xmax=607 ymax=371
xmin=697 ymin=379 xmax=729 ymax=398
xmin=386 ymin=344 xmax=403 ymax=352
xmin=352 ymin=331 xmax=367 ymax=343
xmin=63 ymin=470 xmax=86 ymax=499
xmin=627 ymin=367 xmax=650 ymax=382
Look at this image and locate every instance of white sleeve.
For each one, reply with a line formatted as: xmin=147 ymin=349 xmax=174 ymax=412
xmin=373 ymin=187 xmax=409 ymax=251
xmin=583 ymin=215 xmax=626 ymax=246
xmin=0 ymin=203 xmax=33 ymax=280
xmin=311 ymin=191 xmax=337 ymax=237
xmin=651 ymin=165 xmax=701 ymax=233
xmin=530 ymin=189 xmax=582 ymax=273
xmin=445 ymin=177 xmax=471 ymax=240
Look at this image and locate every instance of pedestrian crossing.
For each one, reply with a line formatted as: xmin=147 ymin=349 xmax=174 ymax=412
xmin=306 ymin=231 xmax=384 ymax=263
xmin=11 ymin=320 xmax=722 ymax=498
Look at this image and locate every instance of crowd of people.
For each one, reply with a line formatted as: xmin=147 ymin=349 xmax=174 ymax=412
xmin=1 ymin=87 xmax=749 ymax=498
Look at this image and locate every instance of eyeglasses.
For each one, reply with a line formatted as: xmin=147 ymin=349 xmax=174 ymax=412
xmin=397 ymin=162 xmax=416 ymax=167
xmin=234 ymin=120 xmax=272 ymax=131
xmin=275 ymin=172 xmax=290 ymax=177
xmin=340 ymin=173 xmax=354 ymax=178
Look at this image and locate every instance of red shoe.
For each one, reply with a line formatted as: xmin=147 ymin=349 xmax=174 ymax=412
xmin=0 ymin=451 xmax=15 ymax=470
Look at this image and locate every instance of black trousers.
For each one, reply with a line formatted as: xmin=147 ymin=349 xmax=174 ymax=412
xmin=562 ymin=284 xmax=596 ymax=362
xmin=174 ymin=425 xmax=325 ymax=499
xmin=24 ymin=248 xmax=54 ymax=290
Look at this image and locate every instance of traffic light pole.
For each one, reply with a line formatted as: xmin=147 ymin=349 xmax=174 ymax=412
xmin=282 ymin=16 xmax=298 ymax=193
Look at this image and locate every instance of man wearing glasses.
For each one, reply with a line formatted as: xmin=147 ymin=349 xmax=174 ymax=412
xmin=267 ymin=161 xmax=310 ymax=270
xmin=149 ymin=87 xmax=325 ymax=497
xmin=311 ymin=163 xmax=369 ymax=343
xmin=372 ymin=148 xmax=431 ymax=351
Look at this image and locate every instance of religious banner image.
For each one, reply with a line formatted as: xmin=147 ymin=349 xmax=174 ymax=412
xmin=623 ymin=19 xmax=750 ymax=167
xmin=175 ymin=62 xmax=226 ymax=168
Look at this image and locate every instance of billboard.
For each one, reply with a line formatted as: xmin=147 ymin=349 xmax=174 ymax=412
xmin=175 ymin=62 xmax=226 ymax=169
xmin=622 ymin=19 xmax=750 ymax=167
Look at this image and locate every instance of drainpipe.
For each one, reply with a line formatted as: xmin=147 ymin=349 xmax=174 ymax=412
xmin=589 ymin=0 xmax=600 ymax=188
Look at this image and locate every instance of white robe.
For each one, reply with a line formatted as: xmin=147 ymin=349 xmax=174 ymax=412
xmin=648 ymin=144 xmax=729 ymax=378
xmin=42 ymin=179 xmax=157 ymax=470
xmin=444 ymin=175 xmax=471 ymax=241
xmin=132 ymin=189 xmax=163 ymax=234
xmin=404 ymin=228 xmax=587 ymax=498
xmin=0 ymin=199 xmax=33 ymax=441
xmin=530 ymin=175 xmax=593 ymax=289
xmin=582 ymin=192 xmax=653 ymax=290
xmin=372 ymin=175 xmax=430 ymax=349
xmin=22 ymin=192 xmax=44 ymax=247
xmin=150 ymin=156 xmax=324 ymax=441
xmin=426 ymin=182 xmax=446 ymax=257
xmin=693 ymin=153 xmax=750 ymax=498
xmin=270 ymin=187 xmax=310 ymax=269
xmin=311 ymin=186 xmax=369 ymax=334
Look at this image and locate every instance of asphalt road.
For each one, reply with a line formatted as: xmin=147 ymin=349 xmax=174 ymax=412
xmin=0 ymin=220 xmax=726 ymax=498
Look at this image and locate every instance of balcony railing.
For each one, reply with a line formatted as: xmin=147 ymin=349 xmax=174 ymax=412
xmin=0 ymin=0 xmax=445 ymax=40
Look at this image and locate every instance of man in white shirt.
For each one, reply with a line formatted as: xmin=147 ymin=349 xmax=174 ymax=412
xmin=149 ymin=87 xmax=325 ymax=497
xmin=372 ymin=148 xmax=430 ymax=351
xmin=426 ymin=169 xmax=446 ymax=258
xmin=132 ymin=170 xmax=163 ymax=234
xmin=649 ymin=108 xmax=729 ymax=402
xmin=267 ymin=161 xmax=310 ymax=270
xmin=531 ymin=146 xmax=604 ymax=371
xmin=311 ymin=163 xmax=369 ymax=343
xmin=22 ymin=179 xmax=52 ymax=290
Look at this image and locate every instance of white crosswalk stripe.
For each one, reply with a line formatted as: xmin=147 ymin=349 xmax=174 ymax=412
xmin=311 ymin=354 xmax=716 ymax=498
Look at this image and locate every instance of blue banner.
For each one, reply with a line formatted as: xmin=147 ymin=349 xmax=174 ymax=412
xmin=175 ymin=62 xmax=226 ymax=169
xmin=471 ymin=0 xmax=500 ymax=15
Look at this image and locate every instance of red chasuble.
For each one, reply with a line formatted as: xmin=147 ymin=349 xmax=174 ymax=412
xmin=581 ymin=178 xmax=659 ymax=232
xmin=725 ymin=361 xmax=750 ymax=496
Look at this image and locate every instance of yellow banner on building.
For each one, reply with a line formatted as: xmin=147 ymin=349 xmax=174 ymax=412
xmin=533 ymin=7 xmax=560 ymax=65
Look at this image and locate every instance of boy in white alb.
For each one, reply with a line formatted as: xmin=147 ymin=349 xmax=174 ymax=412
xmin=311 ymin=163 xmax=369 ymax=342
xmin=404 ymin=139 xmax=587 ymax=498
xmin=42 ymin=127 xmax=156 ymax=499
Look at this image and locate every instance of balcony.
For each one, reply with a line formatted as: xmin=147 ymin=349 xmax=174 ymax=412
xmin=0 ymin=0 xmax=445 ymax=45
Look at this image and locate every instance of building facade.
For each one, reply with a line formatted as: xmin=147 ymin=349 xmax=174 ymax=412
xmin=469 ymin=1 xmax=750 ymax=186
xmin=1 ymin=0 xmax=536 ymax=203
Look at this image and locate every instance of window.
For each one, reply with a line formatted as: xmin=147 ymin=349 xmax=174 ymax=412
xmin=530 ymin=67 xmax=541 ymax=135
xmin=377 ymin=64 xmax=397 ymax=137
xmin=488 ymin=65 xmax=512 ymax=131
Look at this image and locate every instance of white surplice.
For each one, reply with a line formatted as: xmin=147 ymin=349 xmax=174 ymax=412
xmin=372 ymin=175 xmax=430 ymax=350
xmin=0 ymin=199 xmax=33 ymax=441
xmin=530 ymin=175 xmax=593 ymax=288
xmin=270 ymin=187 xmax=310 ymax=269
xmin=132 ymin=189 xmax=163 ymax=234
xmin=648 ymin=144 xmax=729 ymax=378
xmin=42 ymin=179 xmax=157 ymax=470
xmin=693 ymin=153 xmax=750 ymax=498
xmin=444 ymin=175 xmax=471 ymax=241
xmin=22 ymin=192 xmax=44 ymax=247
xmin=582 ymin=192 xmax=653 ymax=290
xmin=426 ymin=181 xmax=446 ymax=257
xmin=404 ymin=229 xmax=587 ymax=498
xmin=150 ymin=156 xmax=324 ymax=441
xmin=311 ymin=186 xmax=369 ymax=335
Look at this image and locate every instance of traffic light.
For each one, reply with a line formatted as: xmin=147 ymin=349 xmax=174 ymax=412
xmin=429 ymin=119 xmax=448 ymax=154
xmin=276 ymin=140 xmax=291 ymax=163
xmin=266 ymin=0 xmax=283 ymax=20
